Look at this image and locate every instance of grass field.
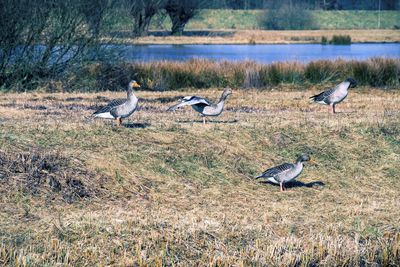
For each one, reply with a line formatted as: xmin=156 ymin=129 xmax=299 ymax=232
xmin=1 ymin=86 xmax=400 ymax=265
xmin=106 ymin=9 xmax=400 ymax=31
xmin=104 ymin=9 xmax=400 ymax=44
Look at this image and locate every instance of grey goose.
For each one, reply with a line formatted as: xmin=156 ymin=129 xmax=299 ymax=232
xmin=93 ymin=80 xmax=140 ymax=126
xmin=310 ymin=78 xmax=357 ymax=114
xmin=256 ymin=154 xmax=314 ymax=192
xmin=167 ymin=88 xmax=232 ymax=124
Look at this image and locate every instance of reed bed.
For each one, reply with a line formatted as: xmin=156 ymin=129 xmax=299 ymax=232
xmin=71 ymin=58 xmax=400 ymax=92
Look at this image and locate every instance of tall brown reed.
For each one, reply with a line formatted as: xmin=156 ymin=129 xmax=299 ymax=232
xmin=48 ymin=58 xmax=400 ymax=92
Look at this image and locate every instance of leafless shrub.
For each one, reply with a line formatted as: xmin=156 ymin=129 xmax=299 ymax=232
xmin=0 ymin=0 xmax=112 ymax=90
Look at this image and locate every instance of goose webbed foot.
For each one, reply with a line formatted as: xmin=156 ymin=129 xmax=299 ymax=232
xmin=115 ymin=117 xmax=122 ymax=127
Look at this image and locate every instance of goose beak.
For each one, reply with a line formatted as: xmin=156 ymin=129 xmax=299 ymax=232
xmin=132 ymin=81 xmax=141 ymax=88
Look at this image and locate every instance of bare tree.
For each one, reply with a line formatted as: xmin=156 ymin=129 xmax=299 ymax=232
xmin=80 ymin=0 xmax=115 ymax=36
xmin=0 ymin=0 xmax=110 ymax=90
xmin=165 ymin=0 xmax=205 ymax=36
xmin=126 ymin=0 xmax=166 ymax=37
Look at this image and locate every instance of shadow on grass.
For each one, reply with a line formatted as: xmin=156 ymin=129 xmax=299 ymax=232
xmin=123 ymin=122 xmax=150 ymax=129
xmin=260 ymin=180 xmax=325 ymax=189
xmin=177 ymin=119 xmax=239 ymax=124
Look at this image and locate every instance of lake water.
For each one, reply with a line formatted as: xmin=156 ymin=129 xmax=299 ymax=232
xmin=117 ymin=43 xmax=400 ymax=63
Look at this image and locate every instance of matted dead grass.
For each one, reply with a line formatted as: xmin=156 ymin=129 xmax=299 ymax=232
xmin=0 ymin=87 xmax=400 ymax=266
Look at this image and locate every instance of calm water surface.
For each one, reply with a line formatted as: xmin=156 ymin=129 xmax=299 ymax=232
xmin=117 ymin=43 xmax=400 ymax=63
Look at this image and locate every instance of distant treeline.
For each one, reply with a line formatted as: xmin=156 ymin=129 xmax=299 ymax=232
xmin=204 ymin=0 xmax=399 ymax=10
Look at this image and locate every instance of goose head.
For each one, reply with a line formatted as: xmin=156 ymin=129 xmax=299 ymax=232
xmin=296 ymin=154 xmax=313 ymax=164
xmin=127 ymin=80 xmax=140 ymax=98
xmin=345 ymin=77 xmax=357 ymax=88
xmin=220 ymin=88 xmax=232 ymax=100
xmin=129 ymin=80 xmax=141 ymax=89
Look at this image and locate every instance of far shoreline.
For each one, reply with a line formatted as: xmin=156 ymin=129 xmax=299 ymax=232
xmin=103 ymin=29 xmax=400 ymax=45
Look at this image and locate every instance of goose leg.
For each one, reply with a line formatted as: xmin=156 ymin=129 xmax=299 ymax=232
xmin=329 ymin=105 xmax=334 ymax=114
xmin=203 ymin=117 xmax=206 ymax=125
xmin=333 ymin=104 xmax=336 ymax=114
xmin=280 ymin=182 xmax=284 ymax=192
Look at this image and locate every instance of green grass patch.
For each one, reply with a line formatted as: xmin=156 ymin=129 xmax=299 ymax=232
xmin=104 ymin=9 xmax=400 ymax=31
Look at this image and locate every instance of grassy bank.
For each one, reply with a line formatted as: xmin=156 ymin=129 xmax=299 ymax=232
xmin=1 ymin=88 xmax=400 ymax=265
xmin=106 ymin=9 xmax=400 ymax=31
xmin=30 ymin=58 xmax=399 ymax=92
xmin=105 ymin=8 xmax=400 ymax=44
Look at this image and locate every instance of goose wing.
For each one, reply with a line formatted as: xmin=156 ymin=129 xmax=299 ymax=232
xmin=310 ymin=87 xmax=336 ymax=103
xmin=256 ymin=163 xmax=294 ymax=179
xmin=93 ymin=98 xmax=126 ymax=115
xmin=167 ymin=96 xmax=211 ymax=111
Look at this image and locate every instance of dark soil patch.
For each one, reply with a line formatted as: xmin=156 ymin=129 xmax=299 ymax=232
xmin=226 ymin=106 xmax=267 ymax=113
xmin=23 ymin=104 xmax=47 ymax=110
xmin=0 ymin=103 xmax=17 ymax=108
xmin=139 ymin=96 xmax=181 ymax=104
xmin=137 ymin=106 xmax=165 ymax=112
xmin=0 ymin=103 xmax=48 ymax=110
xmin=0 ymin=149 xmax=110 ymax=203
xmin=56 ymin=103 xmax=99 ymax=111
xmin=65 ymin=97 xmax=84 ymax=102
xmin=42 ymin=96 xmax=58 ymax=101
xmin=95 ymin=96 xmax=111 ymax=102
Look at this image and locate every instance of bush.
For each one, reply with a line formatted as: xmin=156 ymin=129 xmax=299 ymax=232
xmin=330 ymin=35 xmax=352 ymax=45
xmin=350 ymin=58 xmax=399 ymax=87
xmin=304 ymin=61 xmax=339 ymax=83
xmin=259 ymin=3 xmax=317 ymax=30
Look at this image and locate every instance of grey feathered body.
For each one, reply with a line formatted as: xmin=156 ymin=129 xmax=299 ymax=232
xmin=191 ymin=98 xmax=226 ymax=116
xmin=93 ymin=91 xmax=138 ymax=119
xmin=256 ymin=162 xmax=304 ymax=184
xmin=310 ymin=81 xmax=350 ymax=105
xmin=168 ymin=91 xmax=230 ymax=117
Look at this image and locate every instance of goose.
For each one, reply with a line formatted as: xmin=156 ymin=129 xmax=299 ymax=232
xmin=93 ymin=80 xmax=140 ymax=126
xmin=167 ymin=88 xmax=232 ymax=124
xmin=310 ymin=78 xmax=357 ymax=114
xmin=255 ymin=154 xmax=314 ymax=192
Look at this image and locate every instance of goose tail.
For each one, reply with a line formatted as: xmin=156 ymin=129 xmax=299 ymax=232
xmin=309 ymin=92 xmax=325 ymax=103
xmin=255 ymin=174 xmax=264 ymax=179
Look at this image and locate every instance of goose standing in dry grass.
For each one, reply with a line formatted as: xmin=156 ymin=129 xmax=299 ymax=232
xmin=93 ymin=80 xmax=140 ymax=127
xmin=167 ymin=88 xmax=232 ymax=124
xmin=256 ymin=154 xmax=314 ymax=192
xmin=310 ymin=78 xmax=357 ymax=114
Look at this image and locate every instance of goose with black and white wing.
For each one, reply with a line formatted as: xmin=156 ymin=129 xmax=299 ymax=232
xmin=167 ymin=88 xmax=232 ymax=124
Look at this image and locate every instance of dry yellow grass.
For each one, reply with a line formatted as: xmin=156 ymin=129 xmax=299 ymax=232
xmin=1 ymin=87 xmax=400 ymax=266
xmin=108 ymin=29 xmax=400 ymax=44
